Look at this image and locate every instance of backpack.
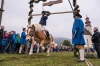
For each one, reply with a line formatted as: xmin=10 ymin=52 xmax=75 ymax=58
xmin=2 ymin=38 xmax=7 ymax=46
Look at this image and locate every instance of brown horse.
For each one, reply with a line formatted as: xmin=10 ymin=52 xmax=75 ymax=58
xmin=26 ymin=24 xmax=54 ymax=56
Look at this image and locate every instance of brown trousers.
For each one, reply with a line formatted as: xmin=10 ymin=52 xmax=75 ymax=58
xmin=76 ymin=45 xmax=84 ymax=50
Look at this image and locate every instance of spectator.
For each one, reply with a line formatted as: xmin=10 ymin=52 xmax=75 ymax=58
xmin=4 ymin=31 xmax=13 ymax=53
xmin=4 ymin=30 xmax=8 ymax=39
xmin=92 ymin=27 xmax=100 ymax=58
xmin=0 ymin=30 xmax=8 ymax=53
xmin=11 ymin=31 xmax=17 ymax=53
xmin=19 ymin=28 xmax=26 ymax=54
xmin=0 ymin=26 xmax=5 ymax=53
xmin=15 ymin=33 xmax=20 ymax=53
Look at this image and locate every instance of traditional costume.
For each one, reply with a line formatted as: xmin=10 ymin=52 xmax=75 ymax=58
xmin=72 ymin=14 xmax=85 ymax=62
xmin=39 ymin=11 xmax=50 ymax=39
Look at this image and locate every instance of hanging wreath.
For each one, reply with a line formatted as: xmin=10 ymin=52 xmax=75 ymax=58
xmin=0 ymin=8 xmax=4 ymax=11
xmin=73 ymin=0 xmax=76 ymax=7
xmin=44 ymin=11 xmax=51 ymax=16
xmin=42 ymin=0 xmax=47 ymax=2
xmin=34 ymin=0 xmax=47 ymax=3
xmin=74 ymin=5 xmax=79 ymax=11
xmin=35 ymin=1 xmax=40 ymax=3
xmin=28 ymin=0 xmax=34 ymax=24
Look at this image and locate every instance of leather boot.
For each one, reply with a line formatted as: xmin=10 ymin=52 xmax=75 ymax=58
xmin=45 ymin=30 xmax=50 ymax=40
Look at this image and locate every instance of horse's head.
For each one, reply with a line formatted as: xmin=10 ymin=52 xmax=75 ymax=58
xmin=27 ymin=24 xmax=35 ymax=36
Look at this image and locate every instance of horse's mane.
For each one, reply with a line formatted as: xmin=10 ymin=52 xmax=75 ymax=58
xmin=33 ymin=24 xmax=43 ymax=32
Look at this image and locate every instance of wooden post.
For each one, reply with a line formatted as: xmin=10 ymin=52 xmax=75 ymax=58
xmin=32 ymin=11 xmax=73 ymax=16
xmin=0 ymin=0 xmax=4 ymax=26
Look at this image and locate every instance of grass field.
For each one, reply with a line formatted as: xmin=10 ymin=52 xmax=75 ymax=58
xmin=0 ymin=52 xmax=100 ymax=66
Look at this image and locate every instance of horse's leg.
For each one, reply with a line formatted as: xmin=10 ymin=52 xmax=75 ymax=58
xmin=25 ymin=35 xmax=31 ymax=54
xmin=46 ymin=44 xmax=51 ymax=56
xmin=29 ymin=39 xmax=36 ymax=56
xmin=46 ymin=41 xmax=54 ymax=56
xmin=39 ymin=40 xmax=45 ymax=52
xmin=25 ymin=40 xmax=29 ymax=54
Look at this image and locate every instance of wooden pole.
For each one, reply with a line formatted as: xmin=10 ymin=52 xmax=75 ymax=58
xmin=32 ymin=11 xmax=73 ymax=16
xmin=0 ymin=0 xmax=4 ymax=26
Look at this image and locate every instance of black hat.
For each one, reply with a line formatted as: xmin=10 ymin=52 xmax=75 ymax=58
xmin=23 ymin=28 xmax=26 ymax=31
xmin=41 ymin=11 xmax=45 ymax=14
xmin=79 ymin=14 xmax=82 ymax=18
xmin=75 ymin=13 xmax=82 ymax=18
xmin=75 ymin=13 xmax=80 ymax=16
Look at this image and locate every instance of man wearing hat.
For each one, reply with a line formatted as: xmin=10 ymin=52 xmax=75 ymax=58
xmin=72 ymin=13 xmax=85 ymax=62
xmin=39 ymin=11 xmax=50 ymax=40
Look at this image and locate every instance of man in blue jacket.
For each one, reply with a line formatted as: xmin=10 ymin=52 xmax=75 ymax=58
xmin=72 ymin=13 xmax=85 ymax=62
xmin=39 ymin=11 xmax=50 ymax=40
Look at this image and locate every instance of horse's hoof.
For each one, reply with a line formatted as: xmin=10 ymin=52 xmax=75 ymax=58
xmin=46 ymin=54 xmax=50 ymax=56
xmin=29 ymin=53 xmax=33 ymax=56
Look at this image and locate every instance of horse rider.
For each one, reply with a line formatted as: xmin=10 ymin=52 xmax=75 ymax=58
xmin=39 ymin=11 xmax=50 ymax=40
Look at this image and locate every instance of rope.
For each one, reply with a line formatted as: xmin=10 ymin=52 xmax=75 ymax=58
xmin=85 ymin=58 xmax=93 ymax=66
xmin=68 ymin=0 xmax=74 ymax=16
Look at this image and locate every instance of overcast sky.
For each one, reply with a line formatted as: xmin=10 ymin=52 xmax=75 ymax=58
xmin=1 ymin=0 xmax=100 ymax=39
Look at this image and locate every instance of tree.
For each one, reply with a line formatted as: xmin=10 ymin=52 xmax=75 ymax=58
xmin=62 ymin=40 xmax=71 ymax=46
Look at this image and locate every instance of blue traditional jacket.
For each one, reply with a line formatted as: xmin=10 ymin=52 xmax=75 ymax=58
xmin=72 ymin=18 xmax=85 ymax=45
xmin=20 ymin=32 xmax=26 ymax=45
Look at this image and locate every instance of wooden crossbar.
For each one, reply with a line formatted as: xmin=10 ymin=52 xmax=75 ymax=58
xmin=32 ymin=11 xmax=73 ymax=16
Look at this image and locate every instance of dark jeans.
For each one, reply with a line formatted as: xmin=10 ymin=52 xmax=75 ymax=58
xmin=3 ymin=42 xmax=12 ymax=53
xmin=0 ymin=46 xmax=5 ymax=53
xmin=11 ymin=44 xmax=16 ymax=53
xmin=0 ymin=39 xmax=2 ymax=53
xmin=15 ymin=44 xmax=20 ymax=53
xmin=94 ymin=45 xmax=100 ymax=58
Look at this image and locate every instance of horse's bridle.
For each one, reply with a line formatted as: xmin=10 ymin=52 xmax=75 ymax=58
xmin=27 ymin=27 xmax=36 ymax=36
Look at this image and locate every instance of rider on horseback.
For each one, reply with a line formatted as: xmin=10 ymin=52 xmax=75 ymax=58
xmin=39 ymin=11 xmax=50 ymax=40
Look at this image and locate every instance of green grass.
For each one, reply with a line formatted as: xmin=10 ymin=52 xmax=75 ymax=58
xmin=0 ymin=52 xmax=100 ymax=66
